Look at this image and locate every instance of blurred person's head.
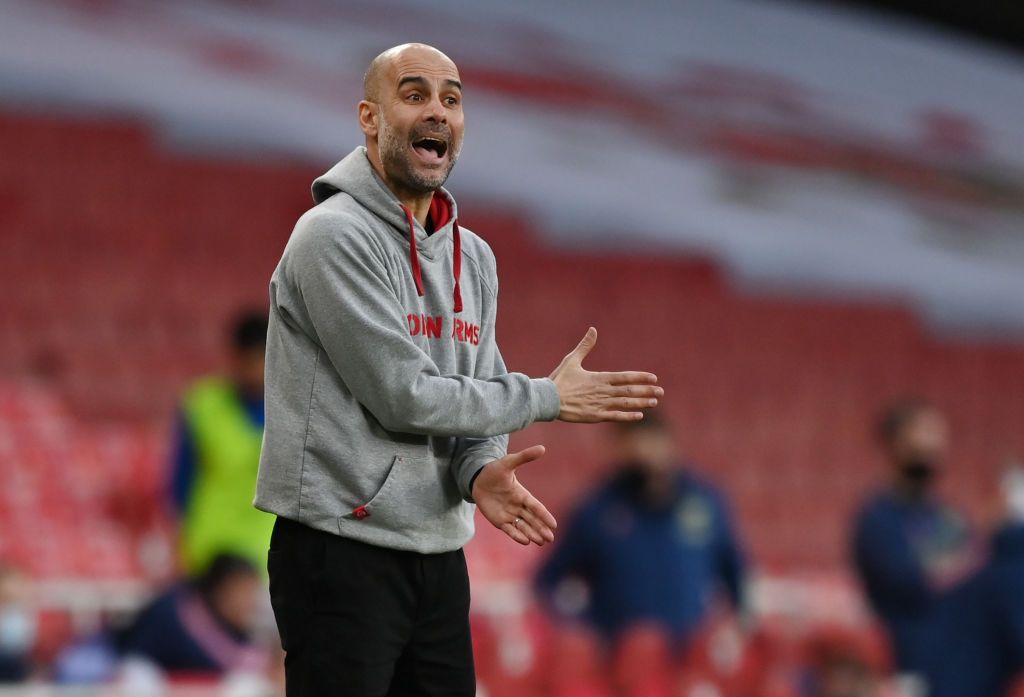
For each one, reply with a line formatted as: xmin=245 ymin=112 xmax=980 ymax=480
xmin=0 ymin=563 xmax=34 ymax=681
xmin=359 ymin=44 xmax=464 ymax=201
xmin=877 ymin=398 xmax=949 ymax=498
xmin=193 ymin=554 xmax=262 ymax=637
xmin=230 ymin=311 xmax=267 ymax=401
xmin=613 ymin=413 xmax=678 ymax=504
xmin=1001 ymin=457 xmax=1024 ymax=522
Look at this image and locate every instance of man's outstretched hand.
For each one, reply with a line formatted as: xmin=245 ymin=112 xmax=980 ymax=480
xmin=473 ymin=445 xmax=557 ymax=546
xmin=550 ymin=327 xmax=662 ymax=422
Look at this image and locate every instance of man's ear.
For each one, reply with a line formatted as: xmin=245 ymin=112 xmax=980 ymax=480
xmin=358 ymin=101 xmax=378 ymax=138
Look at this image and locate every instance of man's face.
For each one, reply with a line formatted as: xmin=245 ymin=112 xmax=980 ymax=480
xmin=211 ymin=573 xmax=262 ymax=635
xmin=889 ymin=409 xmax=950 ymax=480
xmin=0 ymin=570 xmax=26 ymax=607
xmin=0 ymin=568 xmax=36 ymax=655
xmin=233 ymin=347 xmax=265 ymax=400
xmin=365 ymin=47 xmax=464 ymax=194
xmin=615 ymin=428 xmax=676 ymax=477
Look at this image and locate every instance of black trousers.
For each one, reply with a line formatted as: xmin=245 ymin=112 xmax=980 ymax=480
xmin=267 ymin=517 xmax=476 ymax=697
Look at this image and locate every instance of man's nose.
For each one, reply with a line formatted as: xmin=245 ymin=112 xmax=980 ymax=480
xmin=422 ymin=94 xmax=446 ymax=122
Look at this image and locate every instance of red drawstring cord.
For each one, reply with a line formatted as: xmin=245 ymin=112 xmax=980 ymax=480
xmin=452 ymin=220 xmax=463 ymax=313
xmin=401 ymin=204 xmax=462 ymax=313
xmin=401 ymin=205 xmax=425 ymax=298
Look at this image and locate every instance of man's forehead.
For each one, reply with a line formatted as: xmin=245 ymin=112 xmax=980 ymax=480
xmin=388 ymin=52 xmax=460 ymax=85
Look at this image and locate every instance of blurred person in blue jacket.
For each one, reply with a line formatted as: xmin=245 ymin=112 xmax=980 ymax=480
xmin=851 ymin=398 xmax=982 ymax=686
xmin=0 ymin=563 xmax=35 ymax=683
xmin=54 ymin=554 xmax=270 ymax=684
xmin=168 ymin=310 xmax=275 ymax=574
xmin=534 ymin=414 xmax=748 ymax=648
xmin=120 ymin=553 xmax=268 ymax=676
xmin=923 ymin=462 xmax=1024 ymax=697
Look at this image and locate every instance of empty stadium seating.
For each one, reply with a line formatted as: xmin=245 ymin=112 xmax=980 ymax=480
xmin=5 ymin=106 xmax=1024 ymax=694
xmin=0 ymin=381 xmax=169 ymax=580
xmin=3 ymin=108 xmax=1024 ymax=605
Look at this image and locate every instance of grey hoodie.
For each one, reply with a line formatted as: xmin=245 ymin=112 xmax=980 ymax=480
xmin=254 ymin=147 xmax=561 ymax=553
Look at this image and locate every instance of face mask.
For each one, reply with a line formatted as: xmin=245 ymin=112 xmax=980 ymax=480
xmin=619 ymin=462 xmax=653 ymax=491
xmin=900 ymin=457 xmax=937 ymax=486
xmin=0 ymin=606 xmax=37 ymax=654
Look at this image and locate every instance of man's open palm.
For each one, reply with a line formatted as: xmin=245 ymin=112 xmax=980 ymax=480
xmin=473 ymin=445 xmax=557 ymax=546
xmin=550 ymin=327 xmax=663 ymax=422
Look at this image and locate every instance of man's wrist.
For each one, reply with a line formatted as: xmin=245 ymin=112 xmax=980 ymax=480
xmin=469 ymin=465 xmax=487 ymax=499
xmin=531 ymin=378 xmax=561 ymax=422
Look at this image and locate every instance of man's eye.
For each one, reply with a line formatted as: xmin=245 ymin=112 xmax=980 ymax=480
xmin=446 ymin=96 xmax=460 ymax=106
xmin=407 ymin=94 xmax=421 ymax=101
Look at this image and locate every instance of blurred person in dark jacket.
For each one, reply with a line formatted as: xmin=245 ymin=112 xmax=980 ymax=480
xmin=921 ymin=461 xmax=1024 ymax=697
xmin=168 ymin=310 xmax=275 ymax=574
xmin=851 ymin=398 xmax=982 ymax=687
xmin=120 ymin=553 xmax=268 ymax=677
xmin=535 ymin=414 xmax=747 ymax=648
xmin=0 ymin=563 xmax=35 ymax=683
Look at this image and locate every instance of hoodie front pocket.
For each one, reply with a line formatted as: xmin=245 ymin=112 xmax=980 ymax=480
xmin=343 ymin=455 xmax=458 ymax=531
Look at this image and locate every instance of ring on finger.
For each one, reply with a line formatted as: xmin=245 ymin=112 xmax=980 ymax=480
xmin=514 ymin=517 xmax=522 ymax=529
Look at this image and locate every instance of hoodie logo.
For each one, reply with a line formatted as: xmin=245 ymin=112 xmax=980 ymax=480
xmin=407 ymin=313 xmax=444 ymax=339
xmin=408 ymin=314 xmax=480 ymax=346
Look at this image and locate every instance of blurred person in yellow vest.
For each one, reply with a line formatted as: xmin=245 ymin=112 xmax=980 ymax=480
xmin=169 ymin=310 xmax=274 ymax=574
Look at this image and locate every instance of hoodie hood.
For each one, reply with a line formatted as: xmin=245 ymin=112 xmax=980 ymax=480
xmin=312 ymin=147 xmax=463 ymax=312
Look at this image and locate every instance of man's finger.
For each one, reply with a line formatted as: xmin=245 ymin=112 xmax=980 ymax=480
xmin=601 ymin=371 xmax=660 ymax=386
xmin=566 ymin=327 xmax=598 ymax=365
xmin=520 ymin=506 xmax=556 ymax=543
xmin=513 ymin=516 xmax=547 ymax=545
xmin=501 ymin=522 xmax=530 ymax=546
xmin=607 ymin=384 xmax=664 ymax=399
xmin=524 ymin=495 xmax=558 ymax=531
xmin=607 ymin=397 xmax=659 ymax=411
xmin=503 ymin=445 xmax=546 ymax=471
xmin=597 ymin=410 xmax=645 ymax=422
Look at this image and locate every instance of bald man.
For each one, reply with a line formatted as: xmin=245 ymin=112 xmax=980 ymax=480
xmin=255 ymin=44 xmax=662 ymax=696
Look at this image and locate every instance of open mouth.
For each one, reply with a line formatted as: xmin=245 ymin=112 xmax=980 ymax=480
xmin=412 ymin=137 xmax=448 ymax=163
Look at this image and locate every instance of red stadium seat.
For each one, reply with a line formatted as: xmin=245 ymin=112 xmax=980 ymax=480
xmin=611 ymin=625 xmax=674 ymax=697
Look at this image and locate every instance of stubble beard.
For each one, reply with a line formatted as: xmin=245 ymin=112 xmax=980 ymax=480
xmin=377 ymin=110 xmax=460 ymax=195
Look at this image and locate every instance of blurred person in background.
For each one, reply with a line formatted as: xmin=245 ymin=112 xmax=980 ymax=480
xmin=53 ymin=553 xmax=274 ymax=685
xmin=169 ymin=310 xmax=275 ymax=574
xmin=918 ymin=459 xmax=1024 ymax=697
xmin=119 ymin=553 xmax=268 ymax=677
xmin=851 ymin=398 xmax=981 ymax=690
xmin=0 ymin=563 xmax=35 ymax=683
xmin=535 ymin=413 xmax=747 ymax=650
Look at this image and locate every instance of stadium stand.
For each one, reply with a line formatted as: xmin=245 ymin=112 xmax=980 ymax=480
xmin=3 ymin=108 xmax=1024 ymax=691
xmin=4 ymin=107 xmax=1024 ymax=568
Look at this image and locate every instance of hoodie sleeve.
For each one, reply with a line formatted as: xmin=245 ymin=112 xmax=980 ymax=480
xmin=286 ymin=212 xmax=560 ymax=438
xmin=450 ymin=347 xmax=512 ymax=502
xmin=449 ymin=252 xmax=515 ymax=501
